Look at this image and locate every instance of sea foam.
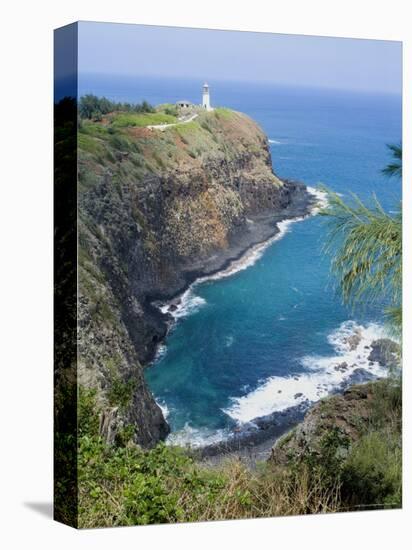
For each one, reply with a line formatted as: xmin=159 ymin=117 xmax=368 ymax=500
xmin=166 ymin=423 xmax=230 ymax=448
xmin=156 ymin=399 xmax=170 ymax=420
xmin=159 ymin=292 xmax=206 ymax=320
xmin=306 ymin=185 xmax=328 ymax=213
xmin=222 ymin=320 xmax=390 ymax=424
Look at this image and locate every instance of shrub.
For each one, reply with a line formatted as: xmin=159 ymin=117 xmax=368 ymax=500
xmin=78 ymin=386 xmax=100 ymax=437
xmin=79 ymin=95 xmax=155 ymax=119
xmin=164 ymin=105 xmax=178 ymax=116
xmin=106 ymin=358 xmax=136 ymax=411
xmin=78 ymin=440 xmax=229 ymax=527
xmin=341 ymin=430 xmax=402 ymax=508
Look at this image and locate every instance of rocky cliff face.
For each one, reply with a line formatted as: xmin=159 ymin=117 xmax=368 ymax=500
xmin=77 ymin=107 xmax=311 ymax=447
xmin=270 ymin=385 xmax=377 ymax=465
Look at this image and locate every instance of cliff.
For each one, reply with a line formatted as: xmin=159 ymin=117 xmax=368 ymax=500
xmin=270 ymin=371 xmax=401 ymax=469
xmin=270 ymin=385 xmax=377 ymax=465
xmin=77 ymin=106 xmax=312 ymax=447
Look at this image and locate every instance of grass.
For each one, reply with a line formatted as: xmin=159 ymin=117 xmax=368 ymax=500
xmin=341 ymin=430 xmax=402 ymax=508
xmin=77 ymin=105 xmax=258 ymax=187
xmin=79 ymin=121 xmax=110 ymax=138
xmin=78 ymin=133 xmax=105 ymax=156
xmin=214 ymin=107 xmax=236 ymax=119
xmin=111 ymin=112 xmax=177 ymax=128
xmin=78 ymin=438 xmax=341 ymax=528
xmin=339 ymin=379 xmax=402 ymax=509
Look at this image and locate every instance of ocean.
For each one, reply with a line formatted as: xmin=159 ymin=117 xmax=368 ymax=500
xmin=79 ymin=74 xmax=402 ymax=447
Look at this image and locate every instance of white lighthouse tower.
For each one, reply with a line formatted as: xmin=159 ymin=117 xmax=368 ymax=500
xmin=202 ymin=82 xmax=211 ymax=111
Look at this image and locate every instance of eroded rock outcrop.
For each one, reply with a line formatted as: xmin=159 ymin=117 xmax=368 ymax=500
xmin=368 ymin=339 xmax=400 ymax=367
xmin=270 ymin=385 xmax=376 ymax=465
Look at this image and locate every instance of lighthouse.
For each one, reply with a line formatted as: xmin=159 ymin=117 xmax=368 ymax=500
xmin=202 ymin=82 xmax=211 ymax=111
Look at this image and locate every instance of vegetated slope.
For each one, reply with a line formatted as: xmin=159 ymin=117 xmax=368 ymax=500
xmin=77 ymin=378 xmax=401 ymax=527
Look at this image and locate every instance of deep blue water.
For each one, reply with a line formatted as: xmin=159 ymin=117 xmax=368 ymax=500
xmin=79 ymin=75 xmax=401 ymax=445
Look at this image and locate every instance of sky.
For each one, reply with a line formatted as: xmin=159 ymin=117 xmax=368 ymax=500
xmin=77 ymin=21 xmax=402 ymax=95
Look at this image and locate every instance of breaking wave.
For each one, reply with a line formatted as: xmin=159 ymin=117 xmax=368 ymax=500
xmin=166 ymin=423 xmax=230 ymax=448
xmin=159 ymin=293 xmax=206 ymax=320
xmin=157 ymin=399 xmax=170 ymax=420
xmin=306 ymin=186 xmax=328 ymax=213
xmin=222 ymin=320 xmax=389 ymax=423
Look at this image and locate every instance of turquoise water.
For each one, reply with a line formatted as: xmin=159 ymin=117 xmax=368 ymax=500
xmin=79 ymin=76 xmax=401 ymax=445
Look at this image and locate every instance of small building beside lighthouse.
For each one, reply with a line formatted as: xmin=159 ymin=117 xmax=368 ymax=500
xmin=202 ymin=82 xmax=212 ymax=111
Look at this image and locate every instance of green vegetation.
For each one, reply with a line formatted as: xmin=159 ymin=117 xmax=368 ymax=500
xmin=77 ymin=377 xmax=401 ymax=527
xmin=78 ymin=387 xmax=100 ymax=438
xmin=79 ymin=94 xmax=155 ymax=120
xmin=78 ymin=133 xmax=105 ymax=156
xmin=214 ymin=107 xmax=236 ymax=119
xmin=157 ymin=103 xmax=179 ymax=117
xmin=110 ymin=111 xmax=177 ymax=128
xmin=342 ymin=378 xmax=402 ymax=508
xmin=341 ymin=431 xmax=401 ymax=508
xmin=106 ymin=358 xmax=136 ymax=411
xmin=382 ymin=143 xmax=402 ymax=179
xmin=78 ymin=433 xmax=341 ymax=527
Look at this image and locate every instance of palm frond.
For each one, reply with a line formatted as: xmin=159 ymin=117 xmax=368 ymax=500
xmin=385 ymin=306 xmax=402 ymax=338
xmin=382 ymin=143 xmax=402 ymax=178
xmin=320 ymin=188 xmax=402 ymax=331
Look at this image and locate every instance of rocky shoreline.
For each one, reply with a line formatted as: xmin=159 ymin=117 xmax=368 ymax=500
xmin=139 ymin=180 xmax=323 ymax=455
xmin=137 ymin=172 xmax=399 ymax=460
xmin=145 ymin=180 xmax=317 ymax=365
xmin=197 ymin=337 xmax=400 ymax=466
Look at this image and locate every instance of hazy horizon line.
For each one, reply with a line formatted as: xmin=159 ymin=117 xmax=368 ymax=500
xmin=77 ymin=71 xmax=402 ymax=98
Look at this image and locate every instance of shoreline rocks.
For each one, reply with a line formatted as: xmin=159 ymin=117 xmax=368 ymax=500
xmin=367 ymin=338 xmax=400 ymax=367
xmin=270 ymin=384 xmax=378 ymax=466
xmin=198 ymin=332 xmax=400 ymax=465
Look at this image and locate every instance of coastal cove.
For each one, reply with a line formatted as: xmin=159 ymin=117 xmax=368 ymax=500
xmin=125 ymin=79 xmax=403 ymax=451
xmin=77 ymin=75 xmax=402 ymax=452
xmin=145 ymin=193 xmax=392 ymax=452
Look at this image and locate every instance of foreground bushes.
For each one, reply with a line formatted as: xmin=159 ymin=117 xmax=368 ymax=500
xmin=78 ymin=436 xmax=345 ymax=527
xmin=340 ymin=379 xmax=402 ymax=509
xmin=77 ymin=379 xmax=401 ymax=527
xmin=341 ymin=430 xmax=402 ymax=508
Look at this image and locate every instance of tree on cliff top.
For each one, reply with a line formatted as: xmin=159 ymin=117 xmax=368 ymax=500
xmin=79 ymin=94 xmax=155 ymax=120
xmin=321 ymin=144 xmax=402 ymax=334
